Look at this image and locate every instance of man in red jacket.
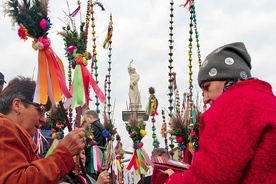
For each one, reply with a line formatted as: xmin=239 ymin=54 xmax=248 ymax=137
xmin=165 ymin=42 xmax=276 ymax=183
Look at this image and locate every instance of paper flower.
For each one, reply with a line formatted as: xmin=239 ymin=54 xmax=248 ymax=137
xmin=176 ymin=136 xmax=183 ymax=143
xmin=140 ymin=129 xmax=147 ymax=137
xmin=125 ymin=114 xmax=147 ymax=144
xmin=17 ymin=25 xmax=28 ymax=40
xmin=67 ymin=45 xmax=77 ymax=54
xmin=46 ymin=105 xmax=68 ymax=136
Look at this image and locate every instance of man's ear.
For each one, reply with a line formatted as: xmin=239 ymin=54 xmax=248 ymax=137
xmin=12 ymin=98 xmax=22 ymax=114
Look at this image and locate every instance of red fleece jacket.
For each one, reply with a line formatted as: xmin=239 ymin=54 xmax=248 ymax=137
xmin=166 ymin=79 xmax=276 ymax=184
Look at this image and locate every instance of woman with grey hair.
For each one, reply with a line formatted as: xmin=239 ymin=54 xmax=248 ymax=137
xmin=0 ymin=76 xmax=85 ymax=183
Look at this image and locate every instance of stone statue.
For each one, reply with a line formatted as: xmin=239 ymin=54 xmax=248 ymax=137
xmin=128 ymin=59 xmax=141 ymax=111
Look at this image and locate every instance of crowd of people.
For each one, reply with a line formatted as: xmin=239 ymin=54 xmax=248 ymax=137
xmin=59 ymin=149 xmax=110 ymax=184
xmin=0 ymin=42 xmax=276 ymax=184
xmin=0 ymin=76 xmax=110 ymax=183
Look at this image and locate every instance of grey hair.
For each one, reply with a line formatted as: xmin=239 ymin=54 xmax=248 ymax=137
xmin=0 ymin=76 xmax=36 ymax=115
xmin=85 ymin=110 xmax=99 ymax=119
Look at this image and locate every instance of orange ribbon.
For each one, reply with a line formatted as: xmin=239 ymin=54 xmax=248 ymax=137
xmin=34 ymin=47 xmax=71 ymax=104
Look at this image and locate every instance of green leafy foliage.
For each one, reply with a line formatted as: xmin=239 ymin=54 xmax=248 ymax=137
xmin=125 ymin=115 xmax=146 ymax=143
xmin=6 ymin=0 xmax=51 ymax=38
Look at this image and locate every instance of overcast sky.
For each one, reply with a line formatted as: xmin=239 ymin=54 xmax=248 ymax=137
xmin=1 ymin=0 xmax=276 ymax=156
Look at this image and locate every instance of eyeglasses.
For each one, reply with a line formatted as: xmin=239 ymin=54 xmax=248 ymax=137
xmin=25 ymin=101 xmax=46 ymax=116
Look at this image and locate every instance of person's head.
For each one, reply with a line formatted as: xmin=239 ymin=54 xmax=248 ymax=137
xmin=73 ymin=149 xmax=86 ymax=166
xmin=0 ymin=76 xmax=51 ymax=136
xmin=151 ymin=148 xmax=170 ymax=159
xmin=0 ymin=72 xmax=6 ymax=93
xmin=198 ymin=42 xmax=252 ymax=105
xmin=84 ymin=110 xmax=99 ymax=123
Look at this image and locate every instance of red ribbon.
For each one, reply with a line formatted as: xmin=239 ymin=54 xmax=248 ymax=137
xmin=126 ymin=150 xmax=138 ymax=171
xmin=81 ymin=65 xmax=106 ymax=104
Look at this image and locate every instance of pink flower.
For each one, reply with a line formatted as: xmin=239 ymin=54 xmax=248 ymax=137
xmin=67 ymin=45 xmax=77 ymax=55
xmin=56 ymin=122 xmax=63 ymax=129
xmin=39 ymin=18 xmax=47 ymax=31
xmin=87 ymin=52 xmax=92 ymax=59
xmin=190 ymin=131 xmax=196 ymax=137
xmin=35 ymin=37 xmax=50 ymax=50
xmin=137 ymin=143 xmax=143 ymax=148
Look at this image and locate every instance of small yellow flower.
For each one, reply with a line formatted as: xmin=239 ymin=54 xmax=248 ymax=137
xmin=52 ymin=132 xmax=57 ymax=139
xmin=140 ymin=129 xmax=147 ymax=137
xmin=83 ymin=58 xmax=88 ymax=66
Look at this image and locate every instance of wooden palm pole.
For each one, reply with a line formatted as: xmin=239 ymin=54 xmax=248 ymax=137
xmin=58 ymin=0 xmax=106 ymax=175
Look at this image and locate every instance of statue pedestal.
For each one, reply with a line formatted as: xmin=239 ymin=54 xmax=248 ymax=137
xmin=122 ymin=111 xmax=149 ymax=121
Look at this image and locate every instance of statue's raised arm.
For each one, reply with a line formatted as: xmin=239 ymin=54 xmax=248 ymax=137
xmin=128 ymin=59 xmax=134 ymax=74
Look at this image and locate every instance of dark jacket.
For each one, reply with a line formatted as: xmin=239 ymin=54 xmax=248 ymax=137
xmin=85 ymin=120 xmax=106 ymax=180
xmin=91 ymin=120 xmax=106 ymax=148
xmin=59 ymin=172 xmax=96 ymax=184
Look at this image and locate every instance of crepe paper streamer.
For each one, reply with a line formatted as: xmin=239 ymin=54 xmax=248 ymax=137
xmin=104 ymin=140 xmax=114 ymax=169
xmin=161 ymin=121 xmax=167 ymax=137
xmin=115 ymin=141 xmax=123 ymax=155
xmin=126 ymin=148 xmax=150 ymax=174
xmin=33 ymin=129 xmax=48 ymax=157
xmin=141 ymin=147 xmax=153 ymax=167
xmin=147 ymin=94 xmax=158 ymax=116
xmin=71 ymin=65 xmax=86 ymax=108
xmin=180 ymin=0 xmax=193 ymax=9
xmin=126 ymin=150 xmax=138 ymax=171
xmin=115 ymin=155 xmax=124 ymax=184
xmin=172 ymin=72 xmax=178 ymax=90
xmin=33 ymin=37 xmax=71 ymax=105
xmin=188 ymin=142 xmax=195 ymax=155
xmin=70 ymin=62 xmax=106 ymax=109
xmin=89 ymin=145 xmax=104 ymax=173
xmin=103 ymin=15 xmax=113 ymax=49
xmin=68 ymin=46 xmax=106 ymax=108
xmin=183 ymin=146 xmax=193 ymax=164
xmin=191 ymin=108 xmax=196 ymax=124
xmin=70 ymin=4 xmax=81 ymax=17
xmin=44 ymin=139 xmax=61 ymax=157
